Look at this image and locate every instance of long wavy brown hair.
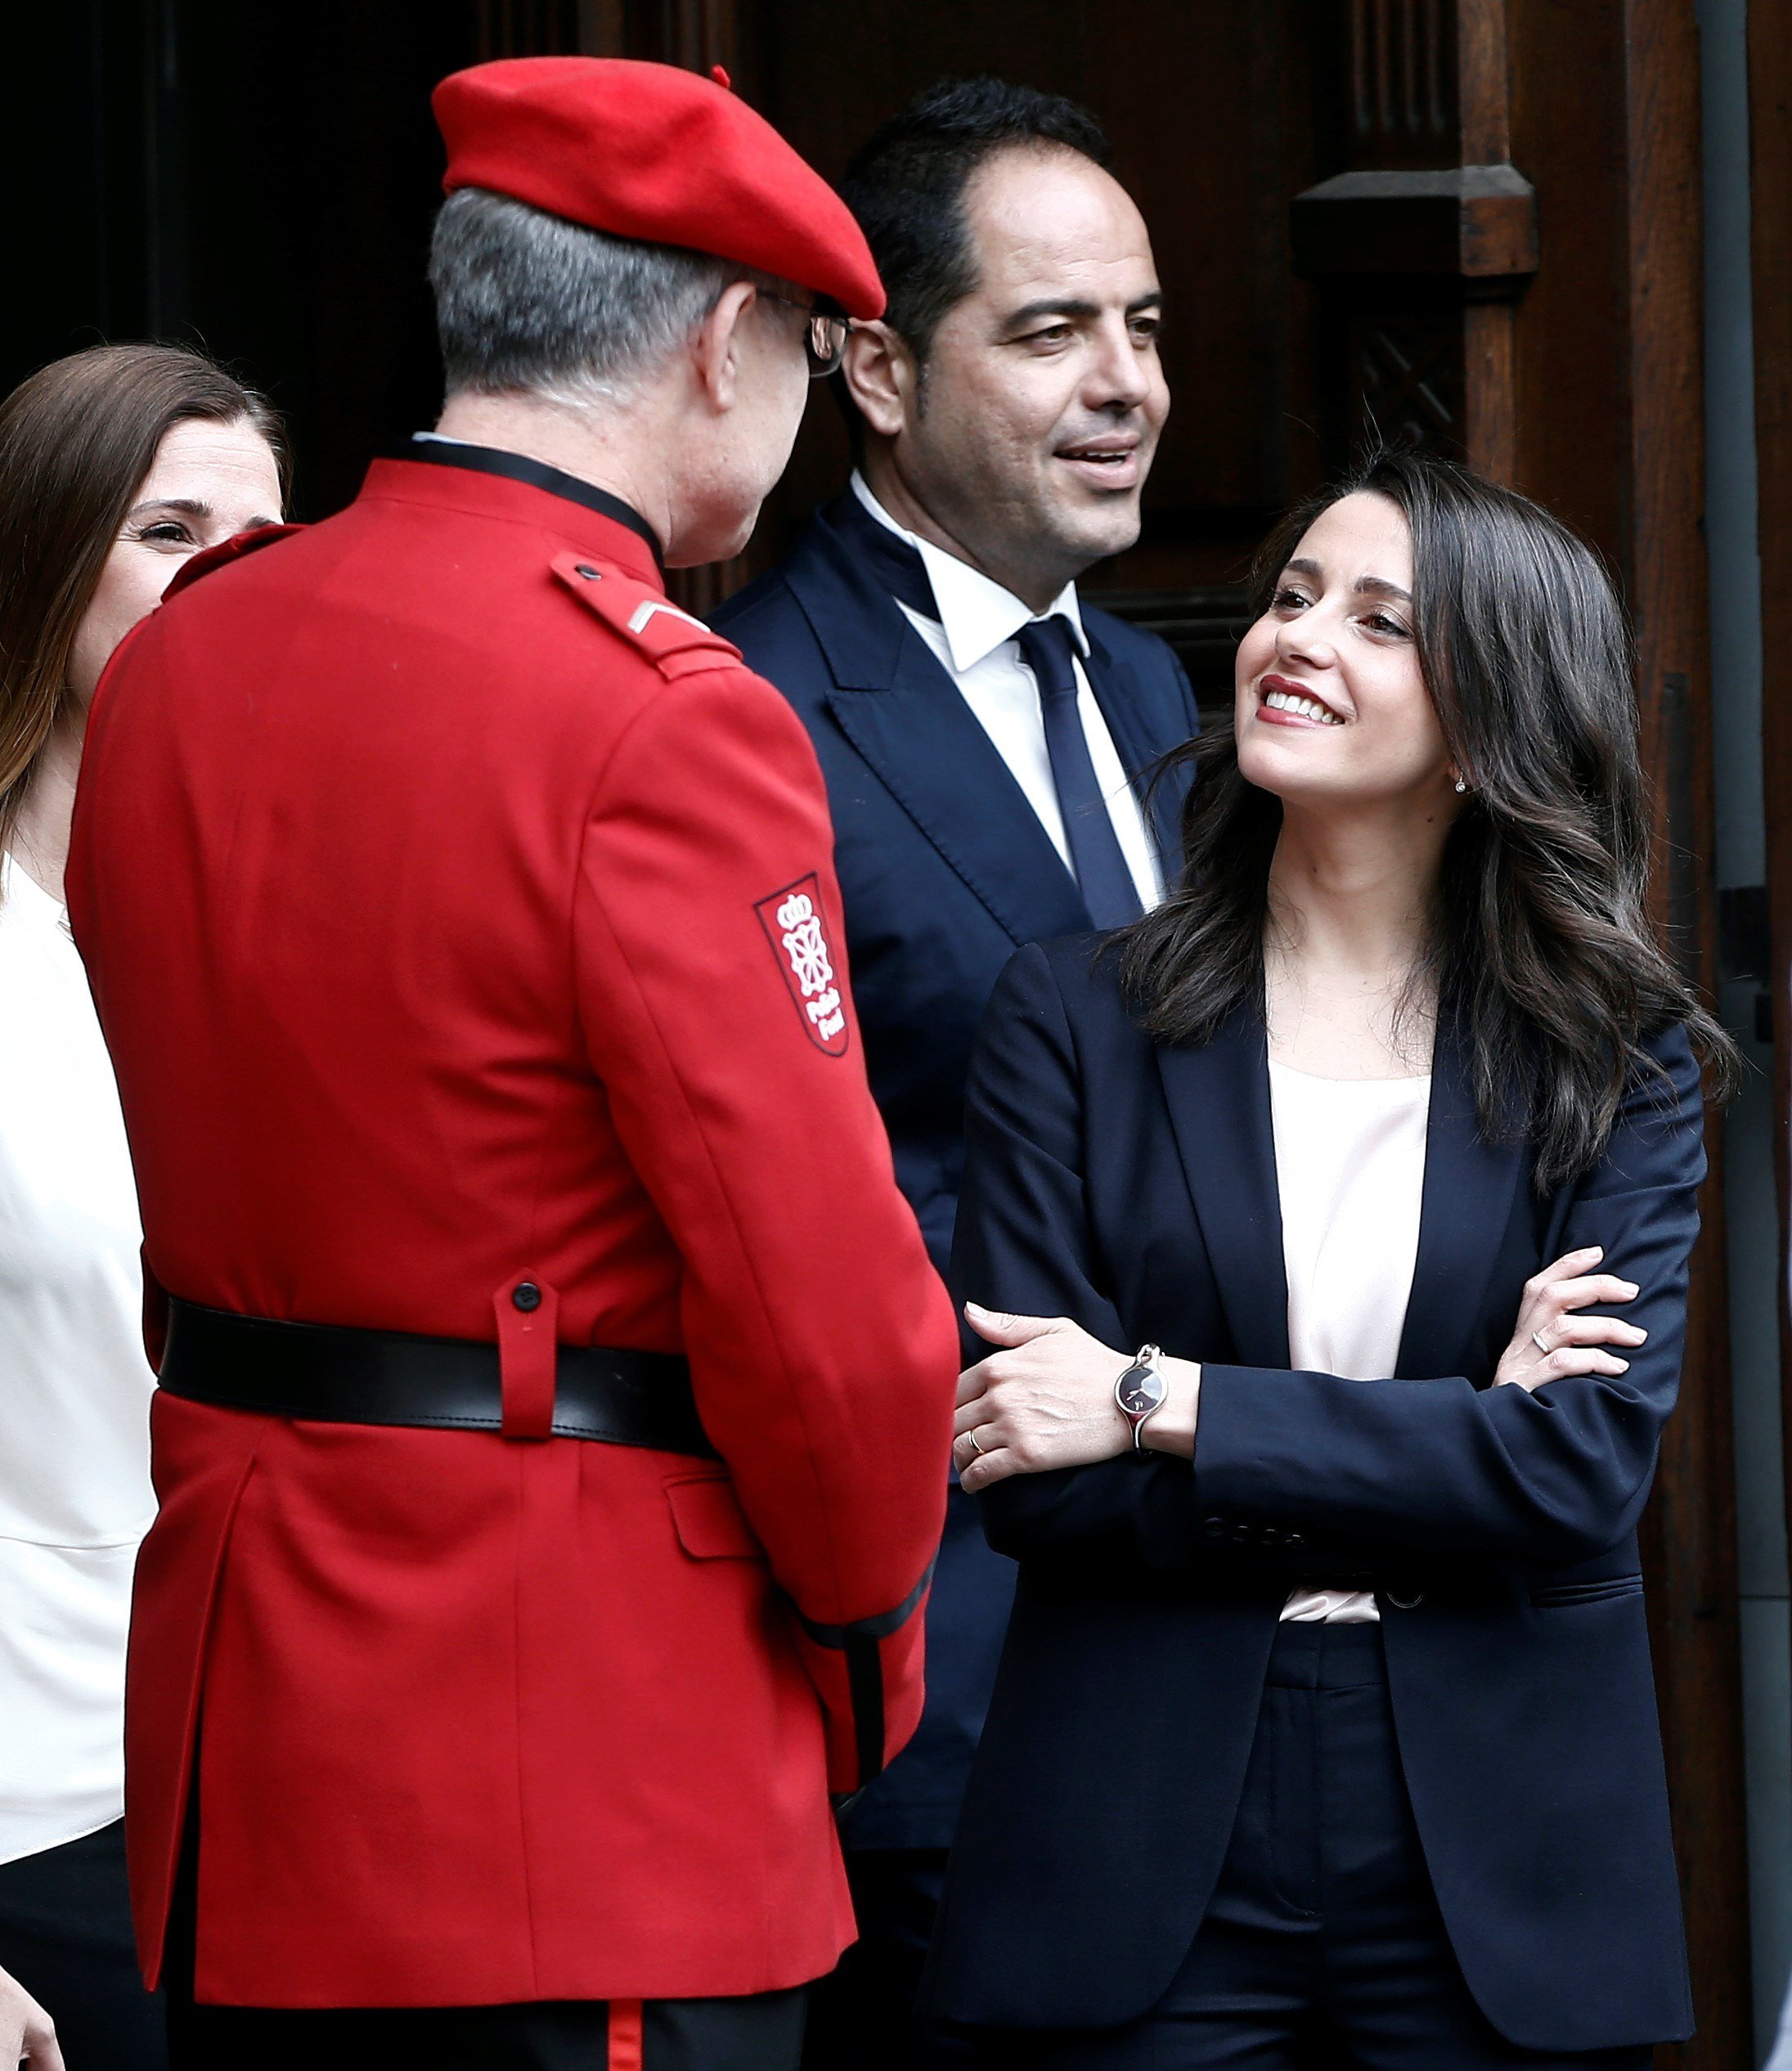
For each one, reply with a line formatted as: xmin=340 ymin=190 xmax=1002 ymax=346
xmin=1121 ymin=448 xmax=1739 ymax=1189
xmin=0 ymin=343 xmax=288 ymax=880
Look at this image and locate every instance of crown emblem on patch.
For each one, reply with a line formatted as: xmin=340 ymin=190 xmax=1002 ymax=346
xmin=755 ymin=875 xmax=850 ymax=1056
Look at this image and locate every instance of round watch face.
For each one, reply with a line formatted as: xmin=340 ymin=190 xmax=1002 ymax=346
xmin=1117 ymin=1363 xmax=1167 ymax=1418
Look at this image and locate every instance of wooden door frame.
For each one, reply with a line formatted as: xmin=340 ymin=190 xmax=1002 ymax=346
xmin=1750 ymin=0 xmax=1792 ymax=1651
xmin=1623 ymin=6 xmax=1754 ymax=2063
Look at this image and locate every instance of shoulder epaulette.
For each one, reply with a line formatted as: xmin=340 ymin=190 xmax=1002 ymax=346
xmin=550 ymin=552 xmax=743 ymax=681
xmin=162 ymin=523 xmax=306 ymax=603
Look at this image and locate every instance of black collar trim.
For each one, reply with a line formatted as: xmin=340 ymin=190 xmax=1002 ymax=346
xmin=397 ymin=436 xmax=664 ymax=568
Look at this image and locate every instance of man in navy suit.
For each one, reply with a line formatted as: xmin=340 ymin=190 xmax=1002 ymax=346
xmin=715 ymin=77 xmax=1198 ymax=2069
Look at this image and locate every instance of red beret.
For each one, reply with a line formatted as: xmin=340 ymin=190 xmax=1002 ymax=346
xmin=433 ymin=57 xmax=884 ymax=321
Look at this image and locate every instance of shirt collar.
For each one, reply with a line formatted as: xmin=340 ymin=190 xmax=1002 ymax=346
xmin=849 ymin=471 xmax=1086 ymax=675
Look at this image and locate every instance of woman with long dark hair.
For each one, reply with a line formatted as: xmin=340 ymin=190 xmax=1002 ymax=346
xmin=923 ymin=450 xmax=1735 ymax=2068
xmin=0 ymin=344 xmax=285 ymax=2070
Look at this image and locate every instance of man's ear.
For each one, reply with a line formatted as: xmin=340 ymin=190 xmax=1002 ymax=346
xmin=689 ymin=279 xmax=761 ymax=414
xmin=841 ymin=321 xmax=915 ymax=441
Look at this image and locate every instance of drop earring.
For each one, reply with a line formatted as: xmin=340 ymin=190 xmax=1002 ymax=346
xmin=1453 ymin=774 xmax=1467 ymax=794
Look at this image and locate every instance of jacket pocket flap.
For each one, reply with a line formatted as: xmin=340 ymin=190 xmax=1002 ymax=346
xmin=665 ymin=1474 xmax=763 ymax=1560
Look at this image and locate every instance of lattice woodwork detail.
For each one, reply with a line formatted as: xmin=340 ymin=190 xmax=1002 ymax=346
xmin=1353 ymin=314 xmax=1462 ymax=456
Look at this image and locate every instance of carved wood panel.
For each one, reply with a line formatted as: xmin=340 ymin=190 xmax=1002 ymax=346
xmin=1353 ymin=303 xmax=1464 ymax=451
xmin=1293 ymin=0 xmax=1530 ymax=483
xmin=1348 ymin=0 xmax=1456 ymax=164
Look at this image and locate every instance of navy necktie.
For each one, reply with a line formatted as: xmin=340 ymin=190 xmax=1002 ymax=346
xmin=1015 ymin=615 xmax=1143 ymax=930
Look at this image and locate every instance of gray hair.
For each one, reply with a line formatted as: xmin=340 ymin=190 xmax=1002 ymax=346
xmin=429 ymin=187 xmax=766 ymax=408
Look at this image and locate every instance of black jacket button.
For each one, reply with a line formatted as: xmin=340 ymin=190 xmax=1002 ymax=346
xmin=513 ymin=1281 xmax=543 ymax=1313
xmin=1232 ymin=1523 xmax=1254 ymax=1543
xmin=1202 ymin=1517 xmax=1228 ymax=1541
xmin=1260 ymin=1526 xmax=1282 ymax=1546
xmin=1284 ymin=1532 xmax=1306 ymax=1552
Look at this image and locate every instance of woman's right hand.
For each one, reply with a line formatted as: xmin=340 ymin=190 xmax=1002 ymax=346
xmin=0 ymin=1965 xmax=63 ymax=2070
xmin=1493 ymin=1245 xmax=1646 ymax=1394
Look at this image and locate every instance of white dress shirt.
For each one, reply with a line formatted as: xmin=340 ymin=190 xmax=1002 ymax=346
xmin=850 ymin=473 xmax=1163 ymax=910
xmin=0 ymin=856 xmax=155 ymax=1863
xmin=1267 ymin=1059 xmax=1432 ymax=1624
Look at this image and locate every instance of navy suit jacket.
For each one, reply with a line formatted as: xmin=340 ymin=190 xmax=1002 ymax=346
xmin=715 ymin=501 xmax=1199 ymax=1847
xmin=924 ymin=937 xmax=1700 ymax=2053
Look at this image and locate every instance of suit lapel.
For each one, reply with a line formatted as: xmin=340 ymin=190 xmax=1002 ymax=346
xmin=788 ymin=505 xmax=1090 ymax=946
xmin=1155 ymin=1007 xmax=1290 ymax=1368
xmin=1156 ymin=1005 xmax=1525 ymax=1381
xmin=1395 ymin=1021 xmax=1527 ymax=1380
xmin=1083 ymin=627 xmax=1191 ymax=884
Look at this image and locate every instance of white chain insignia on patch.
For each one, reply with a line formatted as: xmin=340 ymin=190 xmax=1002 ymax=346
xmin=753 ymin=874 xmax=851 ymax=1056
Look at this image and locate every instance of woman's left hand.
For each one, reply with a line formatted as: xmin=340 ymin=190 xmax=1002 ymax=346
xmin=952 ymin=1303 xmax=1134 ymax=1491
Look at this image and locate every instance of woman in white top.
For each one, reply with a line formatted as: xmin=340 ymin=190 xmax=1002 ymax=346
xmin=927 ymin=451 xmax=1737 ymax=2067
xmin=0 ymin=344 xmax=285 ymax=2071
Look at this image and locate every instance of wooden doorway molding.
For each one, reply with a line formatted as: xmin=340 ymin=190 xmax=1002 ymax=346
xmin=1751 ymin=0 xmax=1792 ymax=1840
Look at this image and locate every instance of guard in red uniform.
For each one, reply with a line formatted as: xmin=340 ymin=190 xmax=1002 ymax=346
xmin=65 ymin=57 xmax=957 ymax=2071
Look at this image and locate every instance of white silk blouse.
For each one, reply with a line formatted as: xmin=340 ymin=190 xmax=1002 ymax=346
xmin=0 ymin=856 xmax=155 ymax=1862
xmin=1267 ymin=1058 xmax=1432 ymax=1624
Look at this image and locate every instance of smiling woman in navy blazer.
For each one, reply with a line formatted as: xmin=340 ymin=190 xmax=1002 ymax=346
xmin=923 ymin=451 xmax=1739 ymax=2069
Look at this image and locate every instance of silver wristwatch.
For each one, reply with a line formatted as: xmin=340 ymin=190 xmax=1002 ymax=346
xmin=1114 ymin=1343 xmax=1166 ymax=1449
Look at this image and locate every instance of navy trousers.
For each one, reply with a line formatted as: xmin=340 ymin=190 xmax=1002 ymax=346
xmin=165 ymin=1984 xmax=807 ymax=2070
xmin=963 ymin=1623 xmax=1655 ymax=2070
xmin=803 ymin=1849 xmax=976 ymax=2070
xmin=0 ymin=1821 xmax=167 ymax=2071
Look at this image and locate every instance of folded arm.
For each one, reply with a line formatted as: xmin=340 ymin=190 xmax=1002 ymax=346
xmin=951 ymin=944 xmax=1705 ymax=1576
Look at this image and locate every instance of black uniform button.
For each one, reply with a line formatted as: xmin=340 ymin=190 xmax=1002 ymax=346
xmin=574 ymin=563 xmax=602 ymax=580
xmin=512 ymin=1281 xmax=543 ymax=1313
xmin=1284 ymin=1532 xmax=1307 ymax=1552
xmin=1232 ymin=1523 xmax=1255 ymax=1543
xmin=1260 ymin=1526 xmax=1282 ymax=1547
xmin=1202 ymin=1517 xmax=1228 ymax=1541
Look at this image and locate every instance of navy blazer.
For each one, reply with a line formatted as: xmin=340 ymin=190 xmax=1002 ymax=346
xmin=924 ymin=937 xmax=1700 ymax=2054
xmin=716 ymin=501 xmax=1199 ymax=1849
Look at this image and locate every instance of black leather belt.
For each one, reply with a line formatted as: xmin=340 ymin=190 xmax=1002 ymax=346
xmin=158 ymin=1298 xmax=717 ymax=1458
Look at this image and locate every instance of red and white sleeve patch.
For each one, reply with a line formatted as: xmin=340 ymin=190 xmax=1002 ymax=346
xmin=755 ymin=874 xmax=851 ymax=1057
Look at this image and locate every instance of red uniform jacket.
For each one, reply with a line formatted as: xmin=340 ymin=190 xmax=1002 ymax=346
xmin=65 ymin=445 xmax=957 ymax=2008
